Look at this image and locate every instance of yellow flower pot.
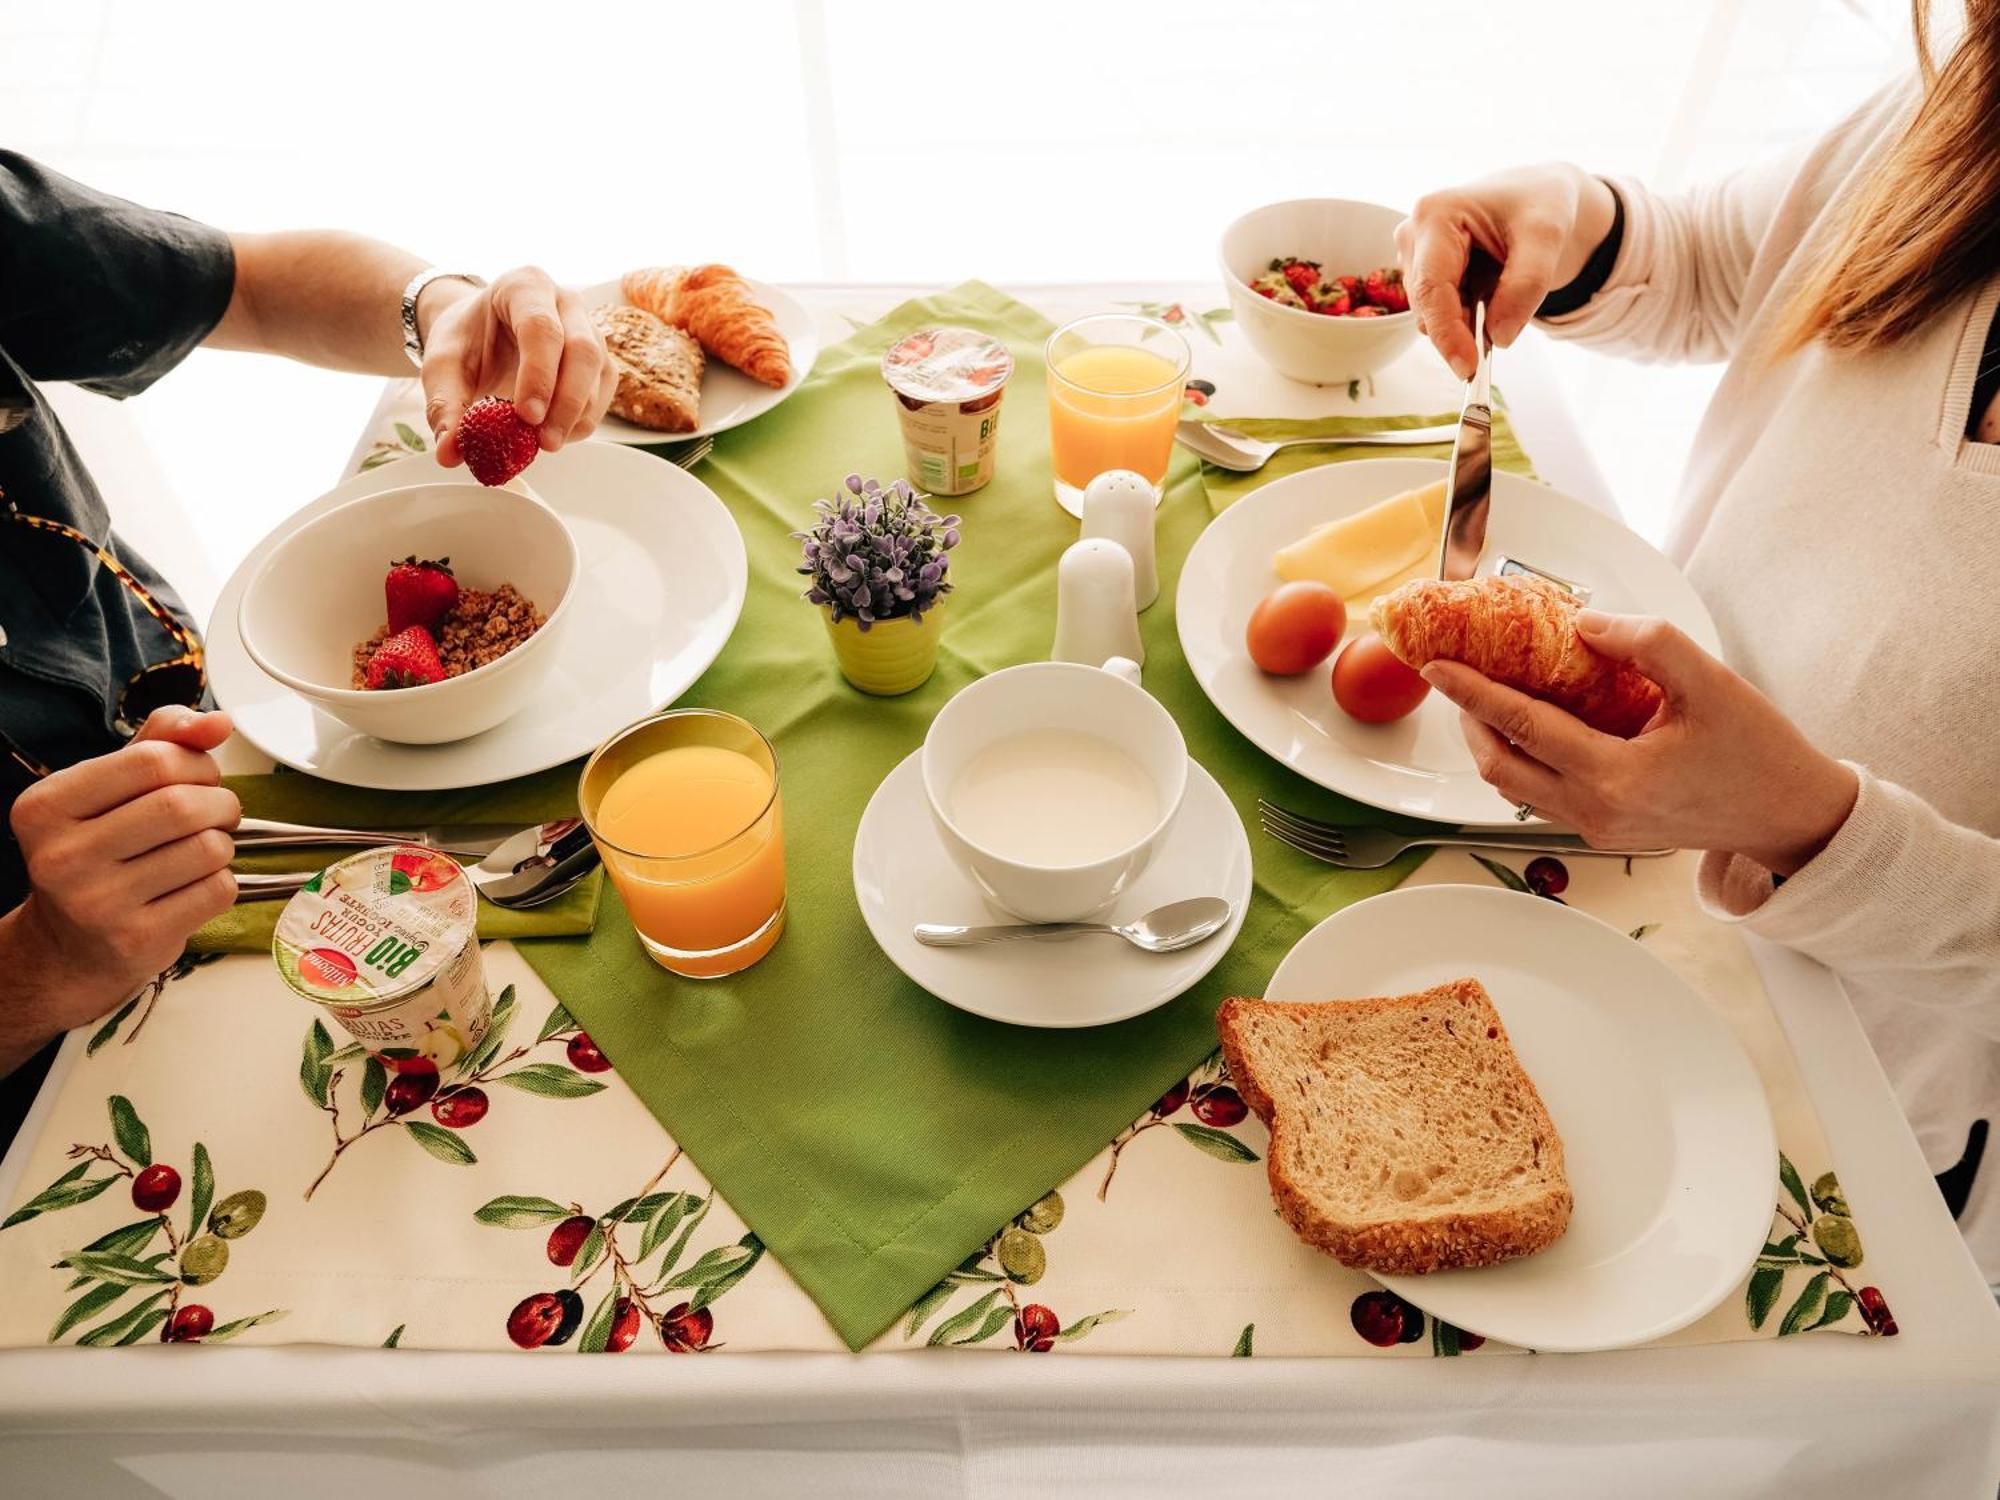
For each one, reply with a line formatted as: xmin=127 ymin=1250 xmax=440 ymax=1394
xmin=823 ymin=603 xmax=945 ymax=696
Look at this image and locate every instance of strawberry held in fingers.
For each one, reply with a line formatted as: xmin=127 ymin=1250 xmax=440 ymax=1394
xmin=364 ymin=625 xmax=446 ymax=689
xmin=384 ymin=555 xmax=458 ymax=633
xmin=457 ymin=396 xmax=541 ymax=487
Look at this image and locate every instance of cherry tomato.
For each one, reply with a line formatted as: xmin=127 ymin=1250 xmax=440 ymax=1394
xmin=1245 ymin=582 xmax=1347 ymax=676
xmin=1331 ymin=634 xmax=1430 ymax=723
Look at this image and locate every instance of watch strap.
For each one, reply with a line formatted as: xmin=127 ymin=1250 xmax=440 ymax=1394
xmin=401 ymin=269 xmax=487 ymax=367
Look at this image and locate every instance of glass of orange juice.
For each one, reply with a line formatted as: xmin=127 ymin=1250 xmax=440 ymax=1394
xmin=578 ymin=710 xmax=785 ymax=979
xmin=1045 ymin=313 xmax=1191 ymax=517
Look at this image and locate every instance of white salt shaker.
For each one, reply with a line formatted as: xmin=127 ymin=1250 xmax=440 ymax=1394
xmin=1052 ymin=537 xmax=1144 ymax=669
xmin=1078 ymin=469 xmax=1160 ymax=609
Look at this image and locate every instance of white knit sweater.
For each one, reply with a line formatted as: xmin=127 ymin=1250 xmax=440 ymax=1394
xmin=1541 ymin=78 xmax=2000 ymax=1276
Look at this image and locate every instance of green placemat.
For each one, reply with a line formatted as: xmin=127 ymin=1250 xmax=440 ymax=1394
xmin=1192 ymin=409 xmax=1534 ymax=514
xmin=192 ymin=766 xmax=600 ymax=953
xmin=519 ymin=282 xmax=1456 ymax=1349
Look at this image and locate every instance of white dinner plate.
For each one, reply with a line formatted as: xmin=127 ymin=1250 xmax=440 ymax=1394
xmin=580 ymin=277 xmax=818 ymax=444
xmin=209 ymin=443 xmax=747 ymax=790
xmin=853 ymin=751 xmax=1252 ymax=1029
xmin=1175 ymin=458 xmax=1723 ymax=826
xmin=1267 ymin=883 xmax=1775 ymax=1352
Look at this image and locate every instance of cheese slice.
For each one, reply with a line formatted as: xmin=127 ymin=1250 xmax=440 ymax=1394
xmin=1272 ymin=480 xmax=1447 ymax=599
xmin=1345 ymin=553 xmax=1433 ymax=621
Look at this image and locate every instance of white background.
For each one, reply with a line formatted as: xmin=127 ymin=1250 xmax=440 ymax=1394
xmin=6 ymin=0 xmax=1906 ymax=575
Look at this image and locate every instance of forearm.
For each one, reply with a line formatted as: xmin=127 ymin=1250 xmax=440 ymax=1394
xmin=0 ymin=901 xmax=73 ymax=1078
xmin=205 ymin=230 xmax=474 ymax=375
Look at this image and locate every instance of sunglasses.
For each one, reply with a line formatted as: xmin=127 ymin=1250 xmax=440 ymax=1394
xmin=2 ymin=488 xmax=207 ymax=763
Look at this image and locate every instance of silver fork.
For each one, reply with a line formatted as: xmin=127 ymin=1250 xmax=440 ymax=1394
xmin=1257 ymin=799 xmax=1673 ymax=870
xmin=665 ymin=436 xmax=714 ymax=469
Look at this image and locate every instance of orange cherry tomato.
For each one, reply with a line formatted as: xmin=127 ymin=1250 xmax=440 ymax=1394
xmin=1331 ymin=634 xmax=1431 ymax=723
xmin=1245 ymin=582 xmax=1347 ymax=676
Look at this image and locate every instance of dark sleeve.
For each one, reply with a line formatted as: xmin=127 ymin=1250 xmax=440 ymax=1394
xmin=1536 ymin=180 xmax=1625 ymax=320
xmin=0 ymin=152 xmax=235 ymax=397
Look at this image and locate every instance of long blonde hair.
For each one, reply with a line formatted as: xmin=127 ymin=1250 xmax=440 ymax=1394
xmin=1770 ymin=0 xmax=2000 ymax=355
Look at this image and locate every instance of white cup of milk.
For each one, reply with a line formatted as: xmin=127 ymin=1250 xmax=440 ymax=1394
xmin=920 ymin=659 xmax=1188 ymax=923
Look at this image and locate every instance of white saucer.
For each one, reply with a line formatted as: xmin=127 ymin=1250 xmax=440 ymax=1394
xmin=580 ymin=278 xmax=819 ymax=444
xmin=854 ymin=751 xmax=1251 ymax=1029
xmin=209 ymin=443 xmax=747 ymax=790
xmin=1268 ymin=883 xmax=1775 ymax=1352
xmin=1175 ymin=458 xmax=1723 ymax=826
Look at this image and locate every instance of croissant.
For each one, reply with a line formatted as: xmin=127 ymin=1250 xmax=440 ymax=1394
xmin=1370 ymin=575 xmax=1663 ymax=738
xmin=622 ymin=264 xmax=792 ymax=388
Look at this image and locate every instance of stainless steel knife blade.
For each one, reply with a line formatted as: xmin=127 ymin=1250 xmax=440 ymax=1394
xmin=1436 ymin=300 xmax=1494 ymax=581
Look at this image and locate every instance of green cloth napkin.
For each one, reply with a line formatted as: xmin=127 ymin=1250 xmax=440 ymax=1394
xmin=519 ymin=282 xmax=1448 ymax=1350
xmin=1191 ymin=408 xmax=1534 ymax=514
xmin=190 ymin=764 xmax=601 ymax=953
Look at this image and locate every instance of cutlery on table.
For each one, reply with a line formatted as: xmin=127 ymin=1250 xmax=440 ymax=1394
xmin=232 ymin=816 xmax=533 ymax=859
xmin=1176 ymin=420 xmax=1458 ymax=473
xmin=663 ymin=435 xmax=714 ymax=469
xmin=1258 ymin=799 xmax=1672 ymax=870
xmin=913 ymin=896 xmax=1233 ymax=954
xmin=232 ymin=819 xmax=600 ymax=909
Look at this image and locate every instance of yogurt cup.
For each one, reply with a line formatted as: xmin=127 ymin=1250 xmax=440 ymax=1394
xmin=881 ymin=327 xmax=1014 ymax=496
xmin=273 ymin=845 xmax=492 ymax=1070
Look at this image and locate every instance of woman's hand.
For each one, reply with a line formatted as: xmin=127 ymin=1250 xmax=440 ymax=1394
xmin=1421 ymin=611 xmax=1859 ymax=876
xmin=1 ymin=708 xmax=240 ymax=1071
xmin=419 ymin=267 xmax=616 ymax=466
xmin=1395 ymin=163 xmax=1618 ymax=378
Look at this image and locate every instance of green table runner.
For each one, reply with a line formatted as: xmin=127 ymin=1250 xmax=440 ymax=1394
xmin=520 ymin=282 xmax=1524 ymax=1349
xmin=191 ymin=767 xmax=600 ymax=953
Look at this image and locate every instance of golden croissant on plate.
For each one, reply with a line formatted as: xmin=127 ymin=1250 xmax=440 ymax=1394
xmin=1370 ymin=575 xmax=1663 ymax=738
xmin=622 ymin=264 xmax=792 ymax=388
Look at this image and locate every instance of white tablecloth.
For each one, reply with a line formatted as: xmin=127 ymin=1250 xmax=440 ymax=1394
xmin=4 ymin=285 xmax=1998 ymax=1498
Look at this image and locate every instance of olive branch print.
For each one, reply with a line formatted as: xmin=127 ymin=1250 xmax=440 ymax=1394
xmin=359 ymin=421 xmax=429 ymax=471
xmin=475 ymin=1149 xmax=764 ymax=1352
xmin=902 ymin=1189 xmax=1128 ymax=1352
xmin=85 ymin=951 xmax=225 ymax=1056
xmin=1747 ymin=1154 xmax=1895 ymax=1337
xmin=1099 ymin=1049 xmax=1259 ymax=1201
xmin=1 ymin=1094 xmax=284 ymax=1345
xmin=300 ymin=987 xmax=613 ymax=1199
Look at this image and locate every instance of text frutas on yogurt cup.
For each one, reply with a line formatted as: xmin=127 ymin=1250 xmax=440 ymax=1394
xmin=881 ymin=327 xmax=1014 ymax=496
xmin=272 ymin=845 xmax=492 ymax=1072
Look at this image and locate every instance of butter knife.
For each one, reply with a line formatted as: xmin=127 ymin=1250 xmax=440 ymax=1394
xmin=1436 ymin=299 xmax=1494 ymax=581
xmin=231 ymin=816 xmax=545 ymax=860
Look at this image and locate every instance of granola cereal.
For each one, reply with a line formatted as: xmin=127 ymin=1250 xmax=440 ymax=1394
xmin=352 ymin=583 xmax=546 ymax=687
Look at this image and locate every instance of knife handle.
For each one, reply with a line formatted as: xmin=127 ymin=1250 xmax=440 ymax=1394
xmin=233 ymin=816 xmax=424 ymax=851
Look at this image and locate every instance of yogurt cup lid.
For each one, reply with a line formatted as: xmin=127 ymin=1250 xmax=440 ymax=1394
xmin=881 ymin=327 xmax=1014 ymax=403
xmin=273 ymin=845 xmax=475 ymax=1004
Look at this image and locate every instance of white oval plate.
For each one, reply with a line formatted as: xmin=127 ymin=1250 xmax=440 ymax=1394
xmin=209 ymin=443 xmax=747 ymax=790
xmin=1175 ymin=458 xmax=1722 ymax=826
xmin=1267 ymin=883 xmax=1774 ymax=1352
xmin=580 ymin=278 xmax=818 ymax=444
xmin=854 ymin=751 xmax=1251 ymax=1029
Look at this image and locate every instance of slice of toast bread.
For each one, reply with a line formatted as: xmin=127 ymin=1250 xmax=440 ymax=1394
xmin=590 ymin=303 xmax=704 ymax=434
xmin=1217 ymin=979 xmax=1571 ymax=1275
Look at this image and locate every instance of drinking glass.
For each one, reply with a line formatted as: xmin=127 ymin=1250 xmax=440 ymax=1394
xmin=579 ymin=710 xmax=786 ymax=979
xmin=1044 ymin=313 xmax=1191 ymax=517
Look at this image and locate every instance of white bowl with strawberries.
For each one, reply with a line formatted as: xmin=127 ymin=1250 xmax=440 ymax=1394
xmin=1218 ymin=197 xmax=1420 ymax=385
xmin=237 ymin=476 xmax=578 ymax=746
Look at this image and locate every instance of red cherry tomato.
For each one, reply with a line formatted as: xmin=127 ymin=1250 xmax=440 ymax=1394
xmin=1245 ymin=582 xmax=1347 ymax=676
xmin=1331 ymin=635 xmax=1430 ymax=723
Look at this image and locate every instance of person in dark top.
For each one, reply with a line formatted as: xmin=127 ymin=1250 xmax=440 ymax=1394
xmin=0 ymin=153 xmax=613 ymax=1141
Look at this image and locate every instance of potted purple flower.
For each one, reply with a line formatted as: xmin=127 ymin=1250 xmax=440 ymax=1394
xmin=795 ymin=474 xmax=960 ymax=695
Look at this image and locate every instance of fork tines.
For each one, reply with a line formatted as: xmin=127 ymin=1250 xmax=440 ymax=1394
xmin=1256 ymin=799 xmax=1348 ymax=860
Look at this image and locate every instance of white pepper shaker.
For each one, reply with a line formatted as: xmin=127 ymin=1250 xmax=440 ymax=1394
xmin=1051 ymin=537 xmax=1144 ymax=669
xmin=1078 ymin=469 xmax=1160 ymax=609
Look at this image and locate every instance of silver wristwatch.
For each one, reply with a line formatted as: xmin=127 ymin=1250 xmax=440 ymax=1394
xmin=400 ymin=269 xmax=487 ymax=367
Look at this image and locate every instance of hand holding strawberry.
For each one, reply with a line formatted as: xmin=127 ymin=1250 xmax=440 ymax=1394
xmin=456 ymin=398 xmax=542 ymax=487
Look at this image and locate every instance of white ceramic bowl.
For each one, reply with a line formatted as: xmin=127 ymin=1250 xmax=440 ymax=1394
xmin=1218 ymin=197 xmax=1419 ymax=385
xmin=920 ymin=661 xmax=1188 ymax=923
xmin=237 ymin=481 xmax=578 ymax=746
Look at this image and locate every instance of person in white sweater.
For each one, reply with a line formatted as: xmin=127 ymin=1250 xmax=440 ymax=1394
xmin=1397 ymin=3 xmax=2000 ymax=1277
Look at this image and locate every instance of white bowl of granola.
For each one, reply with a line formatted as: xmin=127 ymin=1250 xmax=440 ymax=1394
xmin=238 ymin=480 xmax=578 ymax=745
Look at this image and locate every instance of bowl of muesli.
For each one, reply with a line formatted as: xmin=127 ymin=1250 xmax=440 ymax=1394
xmin=237 ymin=480 xmax=578 ymax=744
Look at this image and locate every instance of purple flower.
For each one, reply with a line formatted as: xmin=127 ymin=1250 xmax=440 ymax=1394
xmin=795 ymin=474 xmax=960 ymax=627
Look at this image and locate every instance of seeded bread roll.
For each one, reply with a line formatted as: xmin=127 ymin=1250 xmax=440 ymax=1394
xmin=590 ymin=303 xmax=704 ymax=434
xmin=1217 ymin=979 xmax=1571 ymax=1275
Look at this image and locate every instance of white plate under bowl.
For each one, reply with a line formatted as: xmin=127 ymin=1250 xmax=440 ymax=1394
xmin=854 ymin=751 xmax=1251 ymax=1029
xmin=209 ymin=443 xmax=747 ymax=790
xmin=1267 ymin=883 xmax=1775 ymax=1353
xmin=580 ymin=278 xmax=818 ymax=444
xmin=1175 ymin=458 xmax=1722 ymax=826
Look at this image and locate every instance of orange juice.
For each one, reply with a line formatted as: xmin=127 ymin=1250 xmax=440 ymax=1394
xmin=581 ymin=715 xmax=786 ymax=978
xmin=1044 ymin=316 xmax=1190 ymax=516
